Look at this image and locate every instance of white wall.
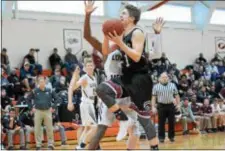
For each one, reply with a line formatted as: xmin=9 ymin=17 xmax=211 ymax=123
xmin=2 ymin=11 xmax=225 ymax=69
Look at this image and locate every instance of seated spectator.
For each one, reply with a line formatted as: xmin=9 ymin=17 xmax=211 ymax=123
xmin=197 ymin=85 xmax=210 ymax=103
xmin=20 ymin=62 xmax=36 ymax=91
xmin=80 ymin=50 xmax=89 ymax=63
xmin=51 ymin=108 xmax=67 ymax=146
xmin=218 ymin=99 xmax=225 ymax=131
xmin=178 ymin=75 xmax=189 ymax=97
xmin=217 ymin=61 xmax=225 ymax=76
xmin=190 ymin=95 xmax=206 ymax=134
xmin=211 ymin=53 xmax=222 ymax=63
xmin=1 ymin=68 xmax=9 ymax=86
xmin=208 ymin=85 xmax=219 ymax=101
xmin=7 ymin=69 xmax=25 ymax=100
xmin=191 ymin=80 xmax=199 ymax=94
xmin=210 ymin=62 xmax=219 ymax=81
xmin=201 ymin=99 xmax=213 ymax=133
xmin=1 ymin=88 xmax=13 ymax=113
xmin=49 ymin=48 xmax=63 ymax=71
xmin=2 ymin=108 xmax=26 ymax=150
xmin=24 ymin=48 xmax=42 ymax=75
xmin=64 ymin=48 xmax=79 ymax=73
xmin=151 ymin=70 xmax=158 ymax=84
xmin=180 ymin=98 xmax=199 ymax=135
xmin=215 ymin=72 xmax=225 ymax=94
xmin=19 ymin=108 xmax=35 ymax=149
xmin=50 ymin=69 xmax=62 ymax=88
xmin=195 ymin=53 xmax=207 ymax=64
xmin=211 ymin=99 xmax=222 ymax=132
xmin=1 ymin=48 xmax=10 ymax=74
xmin=160 ymin=52 xmax=170 ymax=65
xmin=55 ymin=76 xmax=67 ymax=93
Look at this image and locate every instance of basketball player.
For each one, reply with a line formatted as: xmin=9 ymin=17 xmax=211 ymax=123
xmin=83 ymin=1 xmax=164 ymax=150
xmin=67 ymin=58 xmax=99 ymax=149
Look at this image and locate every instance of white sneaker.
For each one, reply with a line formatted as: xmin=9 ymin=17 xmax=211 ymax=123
xmin=116 ymin=120 xmax=130 ymax=141
xmin=75 ymin=145 xmax=84 ymax=150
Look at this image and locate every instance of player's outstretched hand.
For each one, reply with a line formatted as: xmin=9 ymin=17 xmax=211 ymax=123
xmin=84 ymin=0 xmax=98 ymax=15
xmin=152 ymin=17 xmax=165 ymax=34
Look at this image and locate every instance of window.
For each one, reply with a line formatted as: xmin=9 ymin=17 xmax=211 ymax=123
xmin=210 ymin=9 xmax=225 ymax=25
xmin=141 ymin=4 xmax=192 ymax=22
xmin=17 ymin=1 xmax=104 ymax=16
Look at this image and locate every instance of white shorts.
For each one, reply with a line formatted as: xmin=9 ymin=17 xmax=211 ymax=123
xmin=80 ymin=101 xmax=97 ymax=126
xmin=98 ymin=97 xmax=140 ymax=136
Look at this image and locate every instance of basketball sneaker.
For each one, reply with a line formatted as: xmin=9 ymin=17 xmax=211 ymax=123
xmin=116 ymin=119 xmax=132 ymax=141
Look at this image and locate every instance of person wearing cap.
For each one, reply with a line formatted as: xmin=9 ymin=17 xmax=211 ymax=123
xmin=180 ymin=98 xmax=199 ymax=135
xmin=26 ymin=76 xmax=61 ymax=150
xmin=20 ymin=61 xmax=35 ymax=91
xmin=2 ymin=108 xmax=26 ymax=150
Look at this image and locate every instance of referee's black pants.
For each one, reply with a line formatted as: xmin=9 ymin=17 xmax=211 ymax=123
xmin=158 ymin=103 xmax=175 ymax=140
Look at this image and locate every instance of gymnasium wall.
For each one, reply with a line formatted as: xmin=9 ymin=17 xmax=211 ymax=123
xmin=2 ymin=12 xmax=225 ymax=69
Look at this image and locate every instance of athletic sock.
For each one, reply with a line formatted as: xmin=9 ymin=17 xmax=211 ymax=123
xmin=150 ymin=145 xmax=159 ymax=150
xmin=80 ymin=142 xmax=86 ymax=148
xmin=114 ymin=109 xmax=128 ymax=121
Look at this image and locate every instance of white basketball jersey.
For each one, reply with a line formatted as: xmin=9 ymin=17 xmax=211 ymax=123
xmin=80 ymin=74 xmax=97 ymax=103
xmin=104 ymin=50 xmax=123 ymax=80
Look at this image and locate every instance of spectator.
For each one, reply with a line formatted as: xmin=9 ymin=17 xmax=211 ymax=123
xmin=50 ymin=108 xmax=67 ymax=146
xmin=217 ymin=61 xmax=225 ymax=76
xmin=178 ymin=75 xmax=189 ymax=97
xmin=7 ymin=69 xmax=25 ymax=100
xmin=190 ymin=95 xmax=206 ymax=134
xmin=20 ymin=108 xmax=35 ymax=149
xmin=201 ymin=99 xmax=213 ymax=133
xmin=218 ymin=99 xmax=225 ymax=131
xmin=211 ymin=53 xmax=222 ymax=63
xmin=24 ymin=48 xmax=42 ymax=75
xmin=180 ymin=98 xmax=199 ymax=135
xmin=208 ymin=85 xmax=219 ymax=100
xmin=215 ymin=72 xmax=225 ymax=94
xmin=49 ymin=48 xmax=63 ymax=71
xmin=55 ymin=76 xmax=67 ymax=93
xmin=1 ymin=88 xmax=12 ymax=113
xmin=1 ymin=48 xmax=10 ymax=74
xmin=1 ymin=68 xmax=9 ymax=86
xmin=219 ymin=87 xmax=225 ymax=99
xmin=210 ymin=62 xmax=219 ymax=81
xmin=196 ymin=53 xmax=207 ymax=64
xmin=160 ymin=52 xmax=170 ymax=65
xmin=210 ymin=99 xmax=222 ymax=132
xmin=80 ymin=50 xmax=89 ymax=63
xmin=64 ymin=48 xmax=79 ymax=73
xmin=49 ymin=69 xmax=62 ymax=88
xmin=2 ymin=108 xmax=26 ymax=150
xmin=151 ymin=70 xmax=158 ymax=84
xmin=20 ymin=62 xmax=35 ymax=91
xmin=197 ymin=86 xmax=210 ymax=103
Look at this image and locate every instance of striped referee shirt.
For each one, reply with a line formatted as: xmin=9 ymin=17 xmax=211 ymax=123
xmin=152 ymin=82 xmax=178 ymax=104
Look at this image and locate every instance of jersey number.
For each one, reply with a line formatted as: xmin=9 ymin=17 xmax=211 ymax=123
xmin=124 ymin=55 xmax=130 ymax=67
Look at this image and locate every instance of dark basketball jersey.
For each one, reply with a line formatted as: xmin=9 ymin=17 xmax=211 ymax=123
xmin=120 ymin=27 xmax=148 ymax=75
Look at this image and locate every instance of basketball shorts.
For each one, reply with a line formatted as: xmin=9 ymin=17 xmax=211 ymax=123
xmin=98 ymin=97 xmax=140 ymax=136
xmin=105 ymin=73 xmax=153 ymax=110
xmin=80 ymin=101 xmax=97 ymax=126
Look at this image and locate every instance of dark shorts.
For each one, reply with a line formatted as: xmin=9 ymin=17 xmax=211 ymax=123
xmin=105 ymin=73 xmax=153 ymax=110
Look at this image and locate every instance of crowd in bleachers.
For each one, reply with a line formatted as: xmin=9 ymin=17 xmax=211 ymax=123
xmin=1 ymin=46 xmax=225 ymax=149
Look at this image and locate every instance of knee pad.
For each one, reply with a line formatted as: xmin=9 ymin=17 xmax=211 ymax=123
xmin=96 ymin=83 xmax=116 ymax=108
xmin=138 ymin=116 xmax=156 ymax=140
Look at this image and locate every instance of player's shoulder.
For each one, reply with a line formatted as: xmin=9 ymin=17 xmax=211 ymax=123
xmin=133 ymin=26 xmax=145 ymax=34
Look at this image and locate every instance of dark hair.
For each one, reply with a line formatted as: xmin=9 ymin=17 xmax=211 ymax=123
xmin=30 ymin=48 xmax=35 ymax=52
xmin=2 ymin=48 xmax=7 ymax=52
xmin=125 ymin=4 xmax=141 ymax=25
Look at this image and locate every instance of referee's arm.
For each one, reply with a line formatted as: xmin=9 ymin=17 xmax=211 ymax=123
xmin=173 ymin=83 xmax=180 ymax=106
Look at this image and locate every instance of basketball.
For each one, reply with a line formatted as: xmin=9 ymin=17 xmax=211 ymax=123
xmin=102 ymin=19 xmax=124 ymax=36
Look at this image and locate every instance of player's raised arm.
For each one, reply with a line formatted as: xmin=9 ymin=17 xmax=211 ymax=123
xmin=148 ymin=17 xmax=165 ymax=59
xmin=67 ymin=67 xmax=87 ymax=111
xmin=83 ymin=0 xmax=103 ymax=53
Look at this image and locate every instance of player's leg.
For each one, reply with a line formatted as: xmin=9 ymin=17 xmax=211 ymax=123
xmin=96 ymin=80 xmax=128 ymax=121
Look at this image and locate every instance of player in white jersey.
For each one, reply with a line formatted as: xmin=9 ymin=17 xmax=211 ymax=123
xmin=68 ymin=58 xmax=99 ymax=149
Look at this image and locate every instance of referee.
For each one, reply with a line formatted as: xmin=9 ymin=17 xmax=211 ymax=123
xmin=152 ymin=72 xmax=180 ymax=143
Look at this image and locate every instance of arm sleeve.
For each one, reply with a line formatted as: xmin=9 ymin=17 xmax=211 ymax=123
xmin=147 ymin=34 xmax=161 ymax=60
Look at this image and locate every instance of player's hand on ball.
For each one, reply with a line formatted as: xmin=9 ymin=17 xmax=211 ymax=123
xmin=67 ymin=102 xmax=74 ymax=111
xmin=152 ymin=17 xmax=165 ymax=34
xmin=107 ymin=30 xmax=123 ymax=45
xmin=84 ymin=0 xmax=97 ymax=15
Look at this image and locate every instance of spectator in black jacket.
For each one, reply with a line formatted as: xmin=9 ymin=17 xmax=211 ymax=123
xmin=197 ymin=86 xmax=210 ymax=103
xmin=49 ymin=48 xmax=63 ymax=71
xmin=2 ymin=108 xmax=26 ymax=150
xmin=20 ymin=108 xmax=35 ymax=149
xmin=1 ymin=88 xmax=12 ymax=113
